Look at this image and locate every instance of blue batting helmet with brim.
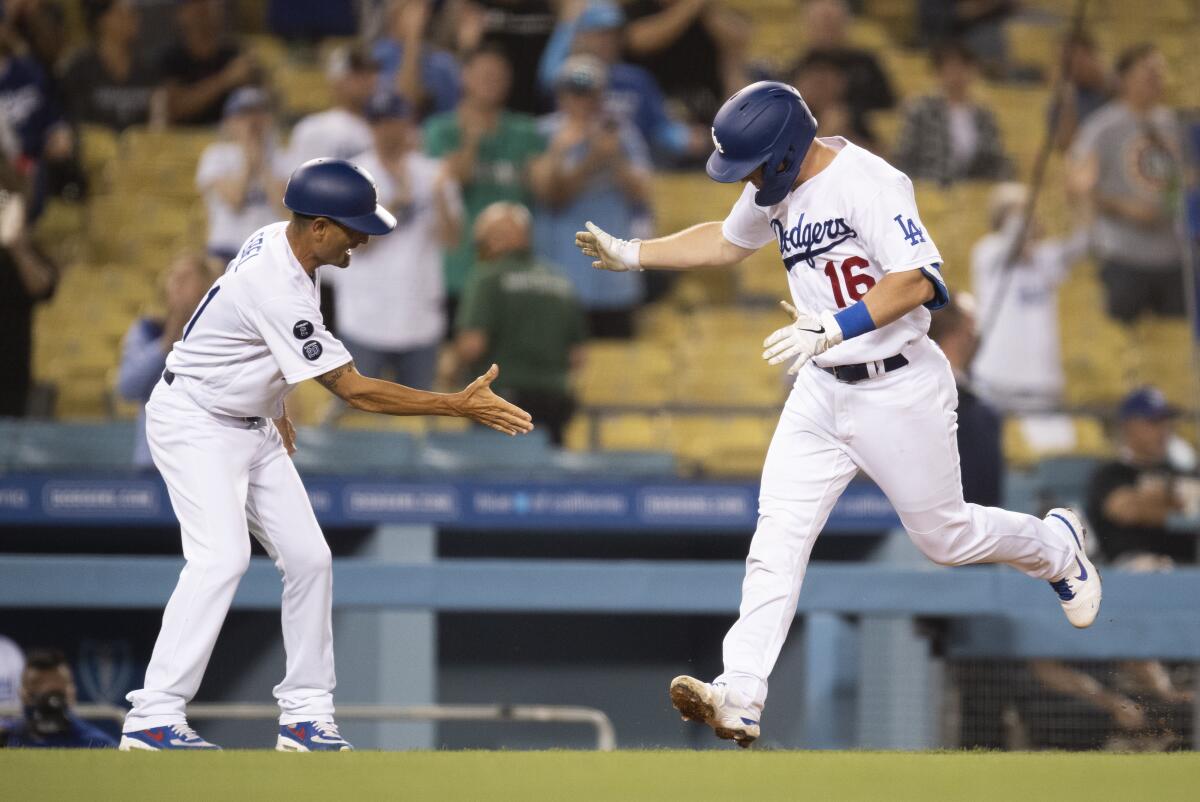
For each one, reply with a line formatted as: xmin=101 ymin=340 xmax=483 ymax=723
xmin=283 ymin=158 xmax=397 ymax=235
xmin=706 ymin=81 xmax=818 ymax=206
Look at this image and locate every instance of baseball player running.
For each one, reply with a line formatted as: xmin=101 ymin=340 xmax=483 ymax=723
xmin=576 ymin=82 xmax=1100 ymax=748
xmin=119 ymin=158 xmax=533 ymax=752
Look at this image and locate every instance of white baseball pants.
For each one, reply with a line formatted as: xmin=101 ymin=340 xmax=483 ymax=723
xmin=715 ymin=338 xmax=1074 ymax=714
xmin=123 ymin=379 xmax=335 ymax=732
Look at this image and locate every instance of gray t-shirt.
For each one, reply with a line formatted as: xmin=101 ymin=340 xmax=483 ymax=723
xmin=1071 ymin=101 xmax=1182 ymax=268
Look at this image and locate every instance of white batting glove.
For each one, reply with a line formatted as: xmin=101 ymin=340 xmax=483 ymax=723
xmin=574 ymin=221 xmax=643 ymax=272
xmin=762 ymin=302 xmax=844 ymax=375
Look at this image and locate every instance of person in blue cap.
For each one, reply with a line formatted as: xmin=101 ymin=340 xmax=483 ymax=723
xmin=1086 ymin=386 xmax=1198 ymax=566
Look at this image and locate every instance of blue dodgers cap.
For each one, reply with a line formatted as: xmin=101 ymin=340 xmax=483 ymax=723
xmin=1118 ymin=386 xmax=1179 ymax=421
xmin=576 ymin=1 xmax=625 ymax=32
xmin=222 ymin=86 xmax=270 ymax=118
xmin=283 ymin=158 xmax=397 ymax=236
xmin=365 ymin=92 xmax=412 ymax=122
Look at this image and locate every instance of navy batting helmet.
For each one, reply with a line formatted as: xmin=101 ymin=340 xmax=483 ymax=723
xmin=283 ymin=158 xmax=397 ymax=235
xmin=706 ymin=81 xmax=818 ymax=207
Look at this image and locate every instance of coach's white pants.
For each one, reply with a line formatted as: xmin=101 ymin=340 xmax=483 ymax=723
xmin=123 ymin=379 xmax=335 ymax=732
xmin=715 ymin=338 xmax=1074 ymax=714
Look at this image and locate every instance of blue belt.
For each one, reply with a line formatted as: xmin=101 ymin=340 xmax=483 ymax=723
xmin=820 ymin=354 xmax=909 ymax=384
xmin=162 ymin=370 xmax=265 ymax=426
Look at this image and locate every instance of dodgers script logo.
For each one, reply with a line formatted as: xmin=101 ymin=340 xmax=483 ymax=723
xmin=771 ymin=214 xmax=858 ymax=270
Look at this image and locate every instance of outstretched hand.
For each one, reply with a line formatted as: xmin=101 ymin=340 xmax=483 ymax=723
xmin=455 ymin=364 xmax=535 ymax=436
xmin=574 ymin=221 xmax=642 ymax=272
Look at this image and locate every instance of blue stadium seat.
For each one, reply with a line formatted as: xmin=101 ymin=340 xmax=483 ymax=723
xmin=12 ymin=421 xmax=137 ymax=471
xmin=292 ymin=427 xmax=418 ymax=475
xmin=418 ymin=429 xmax=553 ymax=477
xmin=1033 ymin=456 xmax=1101 ymax=511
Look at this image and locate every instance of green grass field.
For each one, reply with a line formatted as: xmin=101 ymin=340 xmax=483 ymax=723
xmin=5 ymin=750 xmax=1199 ymax=801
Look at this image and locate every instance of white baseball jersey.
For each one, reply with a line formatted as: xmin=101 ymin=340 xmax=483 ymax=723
xmin=721 ymin=137 xmax=946 ymax=367
xmin=164 ymin=221 xmax=352 ymax=420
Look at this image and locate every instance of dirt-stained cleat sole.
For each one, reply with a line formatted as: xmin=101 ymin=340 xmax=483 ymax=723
xmin=669 ymin=675 xmax=759 ymax=748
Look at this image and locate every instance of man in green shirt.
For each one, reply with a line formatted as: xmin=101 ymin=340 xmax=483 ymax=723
xmin=454 ymin=202 xmax=586 ymax=445
xmin=425 ymin=45 xmax=547 ymax=319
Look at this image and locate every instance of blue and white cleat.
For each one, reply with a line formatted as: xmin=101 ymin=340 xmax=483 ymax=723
xmin=1046 ymin=507 xmax=1102 ymax=628
xmin=276 ymin=720 xmax=353 ymax=752
xmin=118 ymin=723 xmax=220 ymax=750
xmin=669 ymin=675 xmax=760 ymax=748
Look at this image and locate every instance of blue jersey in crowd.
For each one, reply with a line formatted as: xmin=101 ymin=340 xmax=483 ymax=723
xmin=2 ymin=715 xmax=117 ymax=748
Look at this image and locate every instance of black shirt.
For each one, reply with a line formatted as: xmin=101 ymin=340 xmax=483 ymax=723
xmin=158 ymin=41 xmax=241 ymax=125
xmin=0 ymin=245 xmax=58 ymax=417
xmin=475 ymin=0 xmax=555 ymax=115
xmin=624 ymin=0 xmax=724 ymax=123
xmin=61 ymin=48 xmax=161 ymax=130
xmin=1085 ymin=460 xmax=1195 ymax=564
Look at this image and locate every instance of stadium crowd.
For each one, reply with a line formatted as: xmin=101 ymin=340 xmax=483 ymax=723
xmin=0 ymin=0 xmax=1196 ymax=752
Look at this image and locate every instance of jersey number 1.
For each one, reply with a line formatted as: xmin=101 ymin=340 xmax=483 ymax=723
xmin=823 ymin=257 xmax=875 ymax=309
xmin=183 ymin=286 xmax=221 ymax=340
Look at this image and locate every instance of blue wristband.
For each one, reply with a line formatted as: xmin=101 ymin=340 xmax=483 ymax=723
xmin=833 ymin=302 xmax=876 ymax=340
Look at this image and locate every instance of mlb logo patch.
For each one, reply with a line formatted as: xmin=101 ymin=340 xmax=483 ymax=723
xmin=293 ymin=320 xmax=314 ymax=339
xmin=302 ymin=340 xmax=323 ymax=361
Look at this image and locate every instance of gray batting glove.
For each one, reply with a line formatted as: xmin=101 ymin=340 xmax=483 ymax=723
xmin=574 ymin=221 xmax=643 ymax=272
xmin=762 ymin=303 xmax=844 ymax=375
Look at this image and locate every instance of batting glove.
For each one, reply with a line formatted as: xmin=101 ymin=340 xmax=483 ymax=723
xmin=762 ymin=302 xmax=844 ymax=375
xmin=575 ymin=221 xmax=643 ymax=272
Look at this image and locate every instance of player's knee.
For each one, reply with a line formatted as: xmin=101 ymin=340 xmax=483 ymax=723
xmin=905 ymin=509 xmax=976 ymax=567
xmin=191 ymin=545 xmax=251 ymax=583
xmin=286 ymin=542 xmax=332 ymax=581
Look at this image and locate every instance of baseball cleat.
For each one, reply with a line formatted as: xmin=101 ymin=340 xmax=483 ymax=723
xmin=119 ymin=723 xmax=220 ymax=750
xmin=1045 ymin=508 xmax=1101 ymax=628
xmin=276 ymin=720 xmax=353 ymax=751
xmin=669 ymin=675 xmax=760 ymax=748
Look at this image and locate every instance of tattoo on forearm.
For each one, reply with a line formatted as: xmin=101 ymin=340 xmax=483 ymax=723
xmin=316 ymin=360 xmax=356 ymax=389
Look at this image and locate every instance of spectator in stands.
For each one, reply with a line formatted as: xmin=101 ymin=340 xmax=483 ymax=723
xmin=424 ymin=44 xmax=545 ymax=324
xmin=454 ymin=202 xmax=585 ymax=444
xmin=893 ymin=40 xmax=1014 ymax=185
xmin=788 ymin=0 xmax=895 ymax=137
xmin=3 ymin=0 xmax=68 ymax=89
xmin=286 ymin=44 xmax=379 ymax=169
xmin=373 ymin=0 xmax=461 ymax=119
xmin=0 ymin=26 xmax=73 ymax=197
xmin=927 ymin=293 xmax=1003 ymax=507
xmin=0 ymin=171 xmax=58 ymax=418
xmin=789 ymin=51 xmax=875 ymax=150
xmin=326 ymin=93 xmax=462 ymax=397
xmin=61 ymin=0 xmax=164 ymax=131
xmin=0 ymin=648 xmax=116 ymax=748
xmin=159 ymin=0 xmax=261 ymax=126
xmin=438 ymin=0 xmax=556 ymax=115
xmin=1067 ymin=44 xmax=1184 ymax=324
xmin=196 ymin=87 xmax=287 ymax=264
xmin=916 ymin=0 xmax=1021 ymax=82
xmin=969 ymin=183 xmax=1086 ymax=413
xmin=536 ymin=1 xmax=704 ymax=165
xmin=530 ymin=55 xmax=649 ymax=338
xmin=117 ymin=253 xmax=213 ymax=470
xmin=1048 ymin=30 xmax=1112 ymax=152
xmin=1024 ymin=388 xmax=1200 ymax=752
xmin=1086 ymin=386 xmax=1200 ymax=567
xmin=622 ymin=0 xmax=751 ymax=125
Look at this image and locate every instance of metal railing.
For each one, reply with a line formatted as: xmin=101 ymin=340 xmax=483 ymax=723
xmin=0 ymin=703 xmax=617 ymax=751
